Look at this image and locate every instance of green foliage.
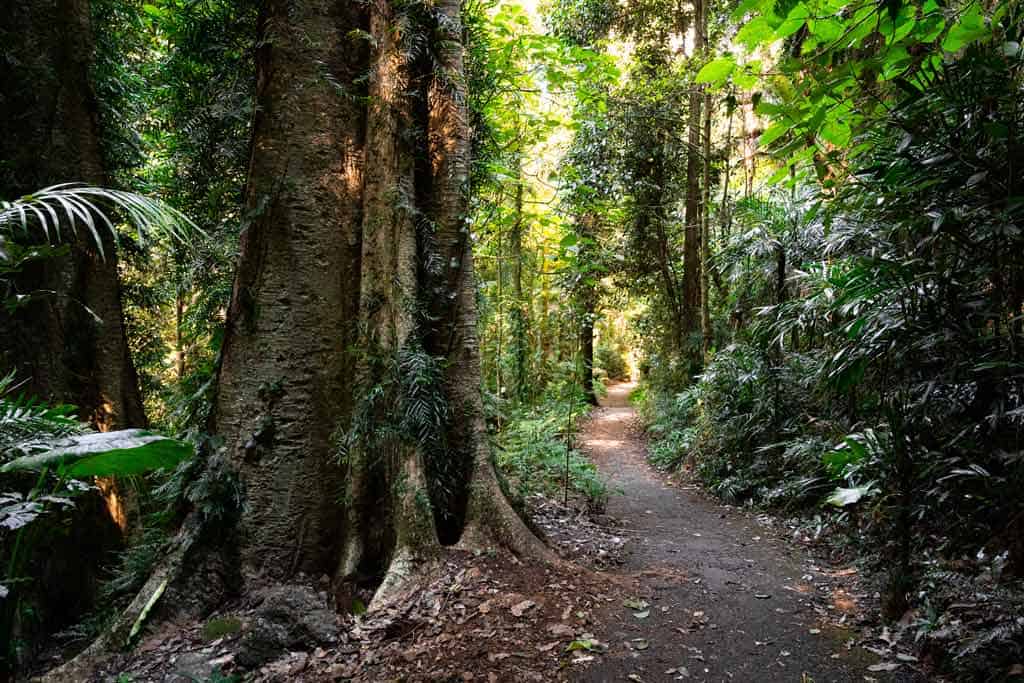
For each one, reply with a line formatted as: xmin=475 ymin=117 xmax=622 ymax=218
xmin=724 ymin=0 xmax=1020 ymax=183
xmin=640 ymin=32 xmax=1024 ymax=677
xmin=594 ymin=343 xmax=628 ymax=381
xmin=0 ymin=377 xmax=198 ymax=669
xmin=95 ymin=0 xmax=257 ymax=429
xmin=339 ymin=343 xmax=454 ymax=517
xmin=1 ymin=430 xmax=192 ymax=478
xmin=0 ymin=184 xmax=196 ymax=261
xmin=495 ymin=393 xmax=608 ymax=513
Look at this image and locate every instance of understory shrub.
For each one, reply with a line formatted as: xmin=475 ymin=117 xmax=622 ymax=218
xmin=494 ymin=395 xmax=608 ymax=514
xmin=594 ymin=343 xmax=628 ymax=381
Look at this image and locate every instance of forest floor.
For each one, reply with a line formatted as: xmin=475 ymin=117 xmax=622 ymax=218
xmin=50 ymin=384 xmax=945 ymax=683
xmin=575 ymin=382 xmax=930 ymax=683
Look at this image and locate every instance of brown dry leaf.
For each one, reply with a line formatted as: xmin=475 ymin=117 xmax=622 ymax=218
xmin=511 ymin=599 xmax=536 ymax=617
xmin=547 ymin=623 xmax=574 ymax=636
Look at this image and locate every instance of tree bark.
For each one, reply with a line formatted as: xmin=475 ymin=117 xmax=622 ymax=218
xmin=683 ymin=0 xmax=706 ymax=341
xmin=577 ymin=214 xmax=599 ymax=406
xmin=509 ymin=174 xmax=528 ymax=403
xmin=0 ymin=0 xmax=146 ymax=432
xmin=701 ymin=92 xmax=713 ymax=359
xmin=212 ymin=0 xmax=366 ymax=581
xmin=425 ymin=0 xmax=553 ymax=561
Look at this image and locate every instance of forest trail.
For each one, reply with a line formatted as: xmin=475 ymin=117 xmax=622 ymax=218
xmin=576 ymin=382 xmax=894 ymax=683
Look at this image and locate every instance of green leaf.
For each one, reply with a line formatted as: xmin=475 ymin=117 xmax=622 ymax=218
xmin=775 ymin=3 xmax=809 ymax=39
xmin=695 ymin=57 xmax=736 ymax=84
xmin=808 ymin=17 xmax=844 ymax=43
xmin=736 ymin=17 xmax=776 ymax=50
xmin=942 ymin=5 xmax=989 ymax=52
xmin=760 ymin=121 xmax=789 ymax=146
xmin=560 ymin=233 xmax=579 ymax=248
xmin=820 ymin=117 xmax=851 ymax=146
xmin=1 ymin=429 xmax=193 ymax=478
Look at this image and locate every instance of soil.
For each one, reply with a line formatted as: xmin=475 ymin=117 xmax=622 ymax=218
xmin=575 ymin=382 xmax=929 ymax=683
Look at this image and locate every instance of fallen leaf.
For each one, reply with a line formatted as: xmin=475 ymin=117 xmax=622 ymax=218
xmin=566 ymin=638 xmax=605 ymax=653
xmin=547 ymin=623 xmax=574 ymax=636
xmin=633 ymin=610 xmax=650 ymax=619
xmin=867 ymin=662 xmax=901 ymax=672
xmin=631 ymin=638 xmax=649 ymax=651
xmin=510 ymin=599 xmax=536 ymax=617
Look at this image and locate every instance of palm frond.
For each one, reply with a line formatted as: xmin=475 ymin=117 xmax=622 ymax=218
xmin=0 ymin=183 xmax=201 ymax=260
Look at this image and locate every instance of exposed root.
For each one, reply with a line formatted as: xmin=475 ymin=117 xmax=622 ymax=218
xmin=37 ymin=515 xmax=210 ymax=682
xmin=460 ymin=468 xmax=565 ymax=568
xmin=368 ymin=547 xmax=442 ymax=612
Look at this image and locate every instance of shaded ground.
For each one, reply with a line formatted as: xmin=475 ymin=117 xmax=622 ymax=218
xmin=34 ymin=382 xmax=945 ymax=682
xmin=576 ymin=382 xmax=928 ymax=682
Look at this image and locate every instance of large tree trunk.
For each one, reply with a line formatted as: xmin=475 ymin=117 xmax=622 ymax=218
xmin=424 ymin=0 xmax=553 ymax=561
xmin=212 ymin=0 xmax=366 ymax=582
xmin=577 ymin=214 xmax=599 ymax=406
xmin=701 ymin=92 xmax=714 ymax=359
xmin=47 ymin=6 xmax=553 ymax=674
xmin=0 ymin=1 xmax=145 ymax=674
xmin=0 ymin=0 xmax=146 ymax=431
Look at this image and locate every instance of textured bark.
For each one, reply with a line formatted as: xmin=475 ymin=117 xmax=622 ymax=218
xmin=683 ymin=0 xmax=706 ymax=337
xmin=212 ymin=0 xmax=548 ymax=586
xmin=509 ymin=175 xmax=528 ymax=403
xmin=339 ymin=0 xmax=439 ymax=588
xmin=578 ymin=215 xmax=599 ymax=406
xmin=701 ymin=93 xmax=713 ymax=358
xmin=212 ymin=0 xmax=366 ymax=581
xmin=426 ymin=0 xmax=553 ymax=560
xmin=0 ymin=0 xmax=145 ymax=431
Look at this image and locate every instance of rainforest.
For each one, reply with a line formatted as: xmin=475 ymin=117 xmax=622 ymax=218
xmin=0 ymin=0 xmax=1021 ymax=680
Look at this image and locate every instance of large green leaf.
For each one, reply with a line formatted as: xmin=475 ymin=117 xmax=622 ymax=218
xmin=736 ymin=17 xmax=775 ymax=50
xmin=1 ymin=429 xmax=193 ymax=478
xmin=695 ymin=56 xmax=736 ymax=85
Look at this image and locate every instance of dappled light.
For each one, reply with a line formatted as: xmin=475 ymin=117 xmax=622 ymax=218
xmin=1 ymin=0 xmax=1021 ymax=680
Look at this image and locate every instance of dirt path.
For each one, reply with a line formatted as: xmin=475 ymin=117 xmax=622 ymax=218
xmin=576 ymin=382 xmax=893 ymax=683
